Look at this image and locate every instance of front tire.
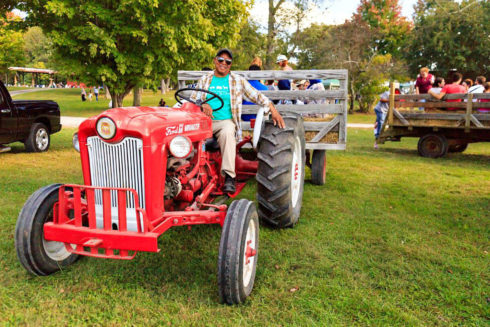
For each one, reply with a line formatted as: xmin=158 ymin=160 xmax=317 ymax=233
xmin=25 ymin=123 xmax=50 ymax=152
xmin=256 ymin=113 xmax=306 ymax=228
xmin=218 ymin=199 xmax=259 ymax=305
xmin=15 ymin=184 xmax=79 ymax=276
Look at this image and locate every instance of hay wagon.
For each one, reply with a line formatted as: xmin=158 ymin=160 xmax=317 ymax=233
xmin=178 ymin=69 xmax=348 ymax=184
xmin=378 ymin=84 xmax=490 ymax=158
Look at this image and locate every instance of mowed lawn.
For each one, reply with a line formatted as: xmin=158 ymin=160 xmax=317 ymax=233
xmin=11 ymin=88 xmax=177 ymax=117
xmin=0 ymin=127 xmax=488 ymax=326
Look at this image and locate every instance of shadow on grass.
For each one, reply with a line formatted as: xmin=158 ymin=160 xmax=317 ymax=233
xmin=376 ymin=147 xmax=490 ymax=165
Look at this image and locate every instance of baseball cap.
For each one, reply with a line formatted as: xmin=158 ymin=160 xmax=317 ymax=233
xmin=276 ymin=54 xmax=288 ymax=63
xmin=216 ymin=48 xmax=233 ymax=59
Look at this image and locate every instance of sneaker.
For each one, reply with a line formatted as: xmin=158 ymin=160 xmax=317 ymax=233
xmin=223 ymin=174 xmax=236 ymax=194
xmin=374 ymin=141 xmax=378 ymax=150
xmin=0 ymin=145 xmax=11 ymax=153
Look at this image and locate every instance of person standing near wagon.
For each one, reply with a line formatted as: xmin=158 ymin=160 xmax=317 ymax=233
xmin=191 ymin=49 xmax=285 ymax=193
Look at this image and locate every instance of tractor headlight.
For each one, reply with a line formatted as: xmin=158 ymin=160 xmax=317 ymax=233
xmin=96 ymin=117 xmax=117 ymax=140
xmin=169 ymin=136 xmax=192 ymax=158
xmin=72 ymin=132 xmax=80 ymax=152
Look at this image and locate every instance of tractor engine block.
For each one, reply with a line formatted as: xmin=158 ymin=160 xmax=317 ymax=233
xmin=164 ymin=176 xmax=182 ymax=200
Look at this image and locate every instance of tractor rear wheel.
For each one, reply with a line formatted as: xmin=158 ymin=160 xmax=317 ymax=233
xmin=417 ymin=134 xmax=448 ymax=158
xmin=218 ymin=199 xmax=259 ymax=305
xmin=256 ymin=113 xmax=305 ymax=228
xmin=15 ymin=184 xmax=79 ymax=276
xmin=311 ymin=150 xmax=327 ymax=185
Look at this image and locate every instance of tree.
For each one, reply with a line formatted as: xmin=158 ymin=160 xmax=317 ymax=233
xmin=25 ymin=1 xmax=249 ymax=107
xmin=293 ymin=18 xmax=408 ymax=112
xmin=1 ymin=1 xmax=20 ymax=17
xmin=407 ymin=0 xmax=490 ymax=77
xmin=24 ymin=27 xmax=53 ymax=67
xmin=0 ymin=12 xmax=25 ymax=77
xmin=264 ymin=0 xmax=324 ymax=68
xmin=353 ymin=0 xmax=412 ymax=59
xmin=231 ymin=20 xmax=267 ymax=70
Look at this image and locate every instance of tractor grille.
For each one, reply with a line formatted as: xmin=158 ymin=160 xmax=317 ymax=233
xmin=87 ymin=137 xmax=145 ymax=209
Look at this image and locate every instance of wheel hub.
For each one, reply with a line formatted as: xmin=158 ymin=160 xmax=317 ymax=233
xmin=36 ymin=128 xmax=49 ymax=150
xmin=291 ymin=136 xmax=302 ymax=207
xmin=242 ymin=218 xmax=256 ymax=287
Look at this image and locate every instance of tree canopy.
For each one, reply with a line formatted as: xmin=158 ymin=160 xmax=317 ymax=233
xmin=0 ymin=12 xmax=25 ymax=74
xmin=24 ymin=0 xmax=249 ymax=106
xmin=407 ymin=0 xmax=490 ymax=77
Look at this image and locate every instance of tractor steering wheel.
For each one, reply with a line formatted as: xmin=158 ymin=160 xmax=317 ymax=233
xmin=174 ymin=88 xmax=224 ymax=112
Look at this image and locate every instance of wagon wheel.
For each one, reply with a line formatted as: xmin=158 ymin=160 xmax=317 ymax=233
xmin=448 ymin=143 xmax=468 ymax=153
xmin=417 ymin=134 xmax=448 ymax=158
xmin=218 ymin=199 xmax=259 ymax=305
xmin=310 ymin=150 xmax=327 ymax=185
xmin=15 ymin=184 xmax=79 ymax=276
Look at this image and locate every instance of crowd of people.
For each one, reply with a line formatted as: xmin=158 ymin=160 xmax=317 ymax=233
xmin=415 ymin=68 xmax=489 ymax=111
xmin=81 ymin=86 xmax=100 ymax=102
xmin=373 ymin=67 xmax=489 ymax=149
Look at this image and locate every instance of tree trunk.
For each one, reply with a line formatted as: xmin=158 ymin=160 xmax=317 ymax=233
xmin=161 ymin=79 xmax=165 ymax=94
xmin=105 ymin=85 xmax=111 ymax=99
xmin=265 ymin=0 xmax=285 ymax=69
xmin=133 ymin=86 xmax=142 ymax=106
xmin=349 ymin=81 xmax=355 ymax=113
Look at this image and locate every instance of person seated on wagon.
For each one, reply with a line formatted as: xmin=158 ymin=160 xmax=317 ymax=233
xmin=430 ymin=72 xmax=466 ymax=110
xmin=191 ymin=49 xmax=285 ymax=193
xmin=428 ymin=77 xmax=445 ymax=97
xmin=478 ymin=82 xmax=490 ymax=113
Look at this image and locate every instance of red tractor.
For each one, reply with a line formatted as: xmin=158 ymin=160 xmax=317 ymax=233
xmin=15 ymin=89 xmax=306 ymax=304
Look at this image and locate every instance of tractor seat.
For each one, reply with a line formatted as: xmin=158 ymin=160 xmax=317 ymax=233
xmin=205 ymin=137 xmax=220 ymax=152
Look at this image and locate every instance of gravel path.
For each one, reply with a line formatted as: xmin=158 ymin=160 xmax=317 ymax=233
xmin=10 ymin=88 xmax=54 ymax=96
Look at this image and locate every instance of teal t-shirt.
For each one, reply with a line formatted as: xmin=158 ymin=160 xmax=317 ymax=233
xmin=207 ymin=74 xmax=232 ymax=120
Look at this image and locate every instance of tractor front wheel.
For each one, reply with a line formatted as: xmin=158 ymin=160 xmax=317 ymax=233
xmin=15 ymin=184 xmax=79 ymax=276
xmin=218 ymin=199 xmax=259 ymax=305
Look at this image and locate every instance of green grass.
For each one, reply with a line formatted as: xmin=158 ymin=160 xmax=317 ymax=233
xmin=11 ymin=88 xmax=177 ymax=117
xmin=348 ymin=113 xmax=375 ymax=124
xmin=1 ymin=128 xmax=488 ymax=326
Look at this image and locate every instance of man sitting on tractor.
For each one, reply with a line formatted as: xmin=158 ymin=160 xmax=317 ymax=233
xmin=191 ymin=49 xmax=285 ymax=193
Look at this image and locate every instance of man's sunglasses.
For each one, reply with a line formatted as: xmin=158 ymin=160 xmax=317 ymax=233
xmin=216 ymin=57 xmax=232 ymax=65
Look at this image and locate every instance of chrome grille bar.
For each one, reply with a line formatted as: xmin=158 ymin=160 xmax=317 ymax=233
xmin=87 ymin=137 xmax=145 ymax=209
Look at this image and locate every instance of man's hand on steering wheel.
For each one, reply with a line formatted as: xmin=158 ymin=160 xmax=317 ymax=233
xmin=202 ymin=103 xmax=213 ymax=118
xmin=269 ymin=103 xmax=285 ymax=128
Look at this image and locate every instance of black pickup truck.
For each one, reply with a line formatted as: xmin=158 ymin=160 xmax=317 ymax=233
xmin=0 ymin=81 xmax=61 ymax=152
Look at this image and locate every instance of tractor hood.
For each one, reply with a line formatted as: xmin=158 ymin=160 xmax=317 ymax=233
xmin=78 ymin=104 xmax=213 ymax=145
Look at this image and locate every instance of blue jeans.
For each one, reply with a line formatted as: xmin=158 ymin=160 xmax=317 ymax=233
xmin=374 ymin=109 xmax=386 ymax=139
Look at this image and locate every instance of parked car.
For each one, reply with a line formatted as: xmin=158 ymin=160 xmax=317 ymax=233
xmin=0 ymin=81 xmax=61 ymax=152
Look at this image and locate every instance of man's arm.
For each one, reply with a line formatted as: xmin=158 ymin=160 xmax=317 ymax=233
xmin=431 ymin=91 xmax=446 ymax=100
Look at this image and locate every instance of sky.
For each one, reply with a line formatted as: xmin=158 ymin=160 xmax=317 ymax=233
xmin=250 ymin=0 xmax=419 ymax=28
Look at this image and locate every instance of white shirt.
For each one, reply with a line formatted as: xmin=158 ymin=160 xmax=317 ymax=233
xmin=468 ymin=84 xmax=484 ymax=94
